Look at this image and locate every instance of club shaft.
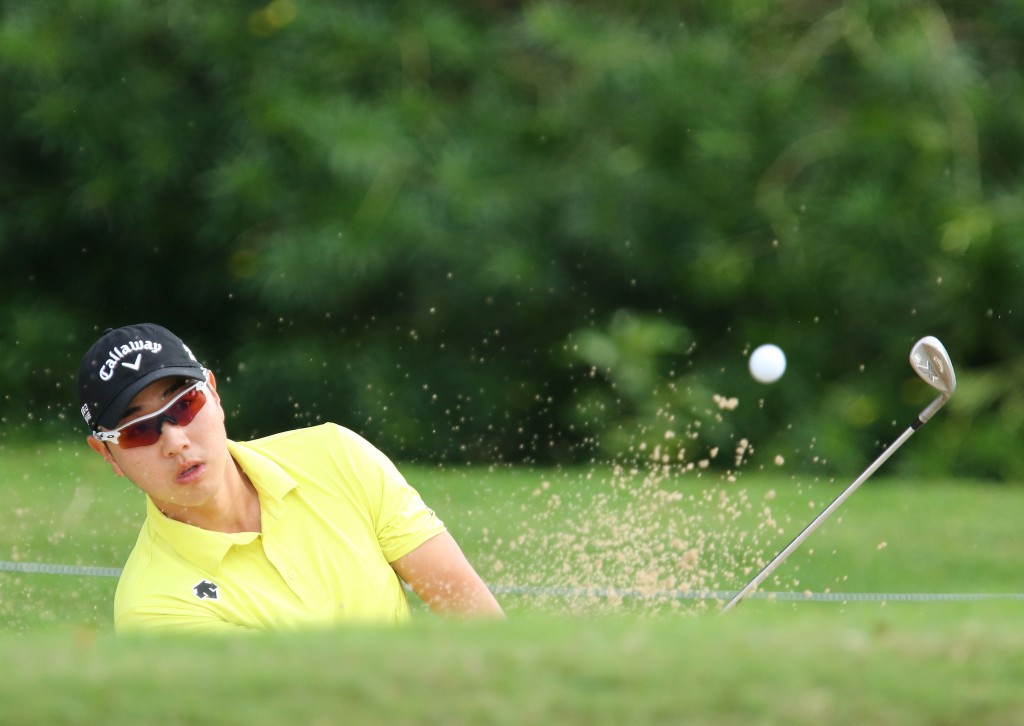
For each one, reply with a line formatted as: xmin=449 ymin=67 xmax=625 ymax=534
xmin=720 ymin=395 xmax=945 ymax=615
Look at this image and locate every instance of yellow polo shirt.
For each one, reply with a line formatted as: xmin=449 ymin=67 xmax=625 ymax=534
xmin=113 ymin=423 xmax=446 ymax=634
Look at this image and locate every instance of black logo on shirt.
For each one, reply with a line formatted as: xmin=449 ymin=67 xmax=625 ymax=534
xmin=193 ymin=580 xmax=219 ymax=600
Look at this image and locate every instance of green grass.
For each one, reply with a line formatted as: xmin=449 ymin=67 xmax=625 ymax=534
xmin=414 ymin=462 xmax=1024 ymax=606
xmin=2 ymin=608 xmax=1024 ymax=725
xmin=5 ymin=442 xmax=1024 ymax=625
xmin=3 ymin=441 xmax=1024 ymax=723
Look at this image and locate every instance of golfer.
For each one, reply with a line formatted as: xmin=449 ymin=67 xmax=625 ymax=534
xmin=78 ymin=323 xmax=503 ymax=633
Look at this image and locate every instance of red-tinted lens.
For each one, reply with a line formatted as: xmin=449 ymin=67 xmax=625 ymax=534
xmin=117 ymin=388 xmax=207 ymax=449
xmin=165 ymin=387 xmax=207 ymax=427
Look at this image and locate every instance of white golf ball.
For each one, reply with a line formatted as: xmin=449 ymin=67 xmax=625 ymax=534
xmin=749 ymin=344 xmax=786 ymax=384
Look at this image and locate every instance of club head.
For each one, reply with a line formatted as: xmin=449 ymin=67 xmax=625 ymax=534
xmin=910 ymin=336 xmax=957 ymax=397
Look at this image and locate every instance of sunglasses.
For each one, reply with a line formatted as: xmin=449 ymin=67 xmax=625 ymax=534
xmin=92 ymin=378 xmax=208 ymax=449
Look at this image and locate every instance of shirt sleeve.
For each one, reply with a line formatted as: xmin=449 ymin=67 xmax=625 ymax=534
xmin=333 ymin=426 xmax=447 ymax=563
xmin=376 ymin=458 xmax=447 ymax=563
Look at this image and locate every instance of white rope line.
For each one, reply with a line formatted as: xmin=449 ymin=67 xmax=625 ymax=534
xmin=3 ymin=560 xmax=1023 ymax=603
xmin=487 ymin=584 xmax=1024 ymax=603
xmin=0 ymin=560 xmax=123 ymax=578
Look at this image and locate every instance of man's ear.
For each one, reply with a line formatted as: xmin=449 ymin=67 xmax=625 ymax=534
xmin=86 ymin=436 xmax=125 ymax=478
xmin=205 ymin=369 xmax=224 ymax=410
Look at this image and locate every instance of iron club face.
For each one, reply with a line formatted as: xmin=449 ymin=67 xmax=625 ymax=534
xmin=910 ymin=336 xmax=957 ymax=398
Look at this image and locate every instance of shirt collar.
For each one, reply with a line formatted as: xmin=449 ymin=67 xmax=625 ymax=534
xmin=144 ymin=439 xmax=299 ymax=573
xmin=227 ymin=438 xmax=297 ymax=522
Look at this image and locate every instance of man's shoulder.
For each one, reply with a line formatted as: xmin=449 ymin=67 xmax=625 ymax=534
xmin=237 ymin=423 xmax=388 ymax=472
xmin=231 ymin=423 xmax=392 ymax=498
xmin=241 ymin=423 xmax=367 ymax=452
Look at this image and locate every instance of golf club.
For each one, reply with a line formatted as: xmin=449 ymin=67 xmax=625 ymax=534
xmin=719 ymin=336 xmax=956 ymax=615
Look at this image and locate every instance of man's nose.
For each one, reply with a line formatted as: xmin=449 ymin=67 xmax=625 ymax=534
xmin=159 ymin=418 xmax=191 ymax=454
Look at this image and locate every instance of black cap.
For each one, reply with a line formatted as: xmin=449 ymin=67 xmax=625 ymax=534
xmin=78 ymin=323 xmax=205 ymax=430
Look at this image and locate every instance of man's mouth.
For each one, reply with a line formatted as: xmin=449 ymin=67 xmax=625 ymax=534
xmin=177 ymin=462 xmax=205 ymax=482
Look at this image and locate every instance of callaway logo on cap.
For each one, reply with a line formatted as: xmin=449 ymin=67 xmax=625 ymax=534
xmin=78 ymin=323 xmax=205 ymax=431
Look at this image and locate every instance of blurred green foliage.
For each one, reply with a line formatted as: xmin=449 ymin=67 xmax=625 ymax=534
xmin=1 ymin=1 xmax=1022 ymax=477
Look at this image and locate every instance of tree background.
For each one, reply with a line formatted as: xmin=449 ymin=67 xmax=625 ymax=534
xmin=2 ymin=0 xmax=1022 ymax=478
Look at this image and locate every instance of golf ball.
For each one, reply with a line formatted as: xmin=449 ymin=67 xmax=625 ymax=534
xmin=749 ymin=344 xmax=786 ymax=384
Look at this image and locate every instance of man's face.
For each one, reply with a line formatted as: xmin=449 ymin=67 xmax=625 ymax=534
xmin=87 ymin=373 xmax=231 ymax=516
